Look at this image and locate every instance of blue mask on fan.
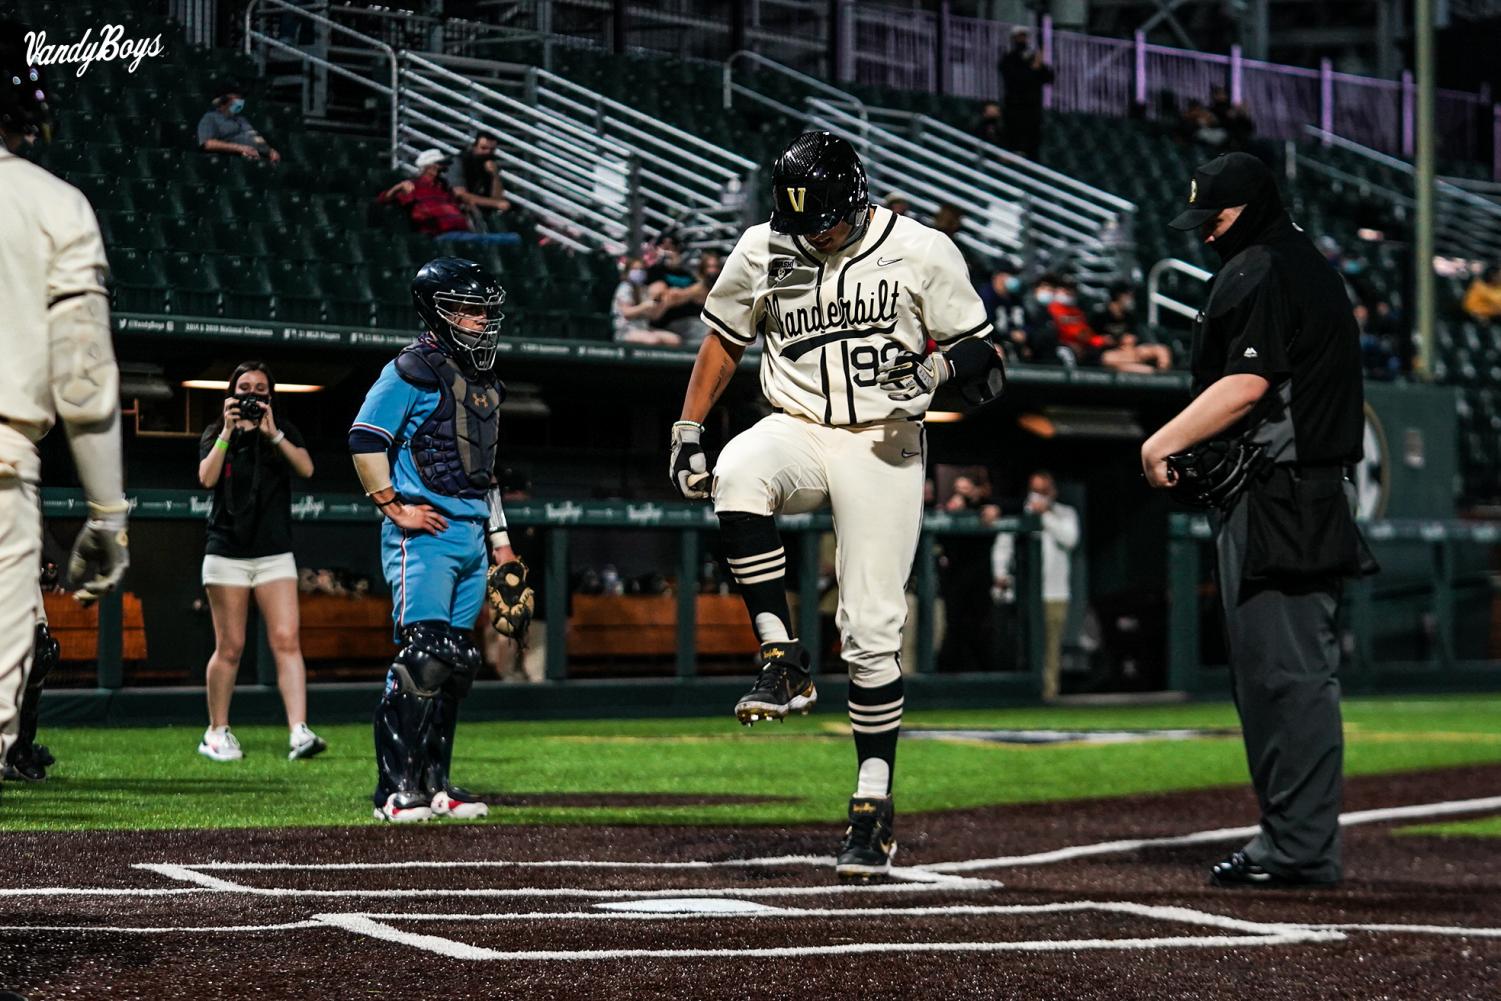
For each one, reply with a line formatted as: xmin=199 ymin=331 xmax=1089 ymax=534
xmin=228 ymin=98 xmax=245 ymax=115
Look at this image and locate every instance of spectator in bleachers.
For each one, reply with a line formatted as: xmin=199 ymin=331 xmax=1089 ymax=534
xmin=1090 ymin=283 xmax=1174 ymax=373
xmin=884 ymin=191 xmax=913 ymax=216
xmin=446 ymin=132 xmax=514 ymax=222
xmin=974 ymin=101 xmax=1005 ymax=147
xmin=1355 ymin=302 xmax=1401 ymax=380
xmin=645 ymin=235 xmax=707 ymax=341
xmin=377 ymin=149 xmax=473 ymax=237
xmin=1177 ymin=98 xmax=1220 ymax=147
xmin=998 ymin=26 xmax=1054 ymax=159
xmin=1462 ymin=265 xmax=1501 ymax=323
xmin=611 ymin=256 xmax=682 ymax=346
xmin=1208 ymin=86 xmax=1256 ymax=151
xmin=932 ymin=203 xmax=989 ymax=286
xmin=197 ymin=86 xmax=281 ymax=164
xmin=978 ymin=256 xmax=1031 ymax=354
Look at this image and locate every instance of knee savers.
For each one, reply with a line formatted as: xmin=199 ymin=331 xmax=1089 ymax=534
xmin=388 ymin=621 xmax=481 ymax=700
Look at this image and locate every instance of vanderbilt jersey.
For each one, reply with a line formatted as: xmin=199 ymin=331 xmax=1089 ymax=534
xmin=0 ymin=145 xmax=110 ymax=437
xmin=701 ymin=205 xmax=990 ymax=425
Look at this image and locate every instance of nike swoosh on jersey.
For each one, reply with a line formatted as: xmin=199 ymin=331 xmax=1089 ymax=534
xmin=901 ymin=449 xmax=921 ymax=458
xmin=877 ymin=257 xmax=903 ymax=267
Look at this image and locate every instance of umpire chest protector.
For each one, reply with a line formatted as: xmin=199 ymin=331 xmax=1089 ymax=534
xmin=396 ymin=339 xmax=504 ymax=498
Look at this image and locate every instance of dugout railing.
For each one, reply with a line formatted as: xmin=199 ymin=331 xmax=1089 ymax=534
xmin=35 ymin=491 xmax=1048 ymax=723
xmin=1166 ymin=513 xmax=1501 ymax=696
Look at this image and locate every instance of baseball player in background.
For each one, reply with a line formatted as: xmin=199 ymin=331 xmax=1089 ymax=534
xmin=0 ymin=20 xmax=129 ymax=796
xmin=670 ymin=132 xmax=1003 ymax=879
xmin=349 ymin=258 xmax=511 ymax=824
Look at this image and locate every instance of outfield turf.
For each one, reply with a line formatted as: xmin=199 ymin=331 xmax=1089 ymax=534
xmin=2 ymin=695 xmax=1499 ymax=832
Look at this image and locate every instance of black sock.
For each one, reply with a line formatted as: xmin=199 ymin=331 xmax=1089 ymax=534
xmin=718 ymin=510 xmax=793 ymax=643
xmin=849 ymin=675 xmax=904 ymax=797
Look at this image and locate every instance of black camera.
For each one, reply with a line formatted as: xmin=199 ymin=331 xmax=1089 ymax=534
xmin=235 ymin=393 xmax=267 ymax=424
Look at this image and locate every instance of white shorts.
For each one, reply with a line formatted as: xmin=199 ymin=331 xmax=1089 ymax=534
xmin=202 ymin=552 xmax=298 ymax=589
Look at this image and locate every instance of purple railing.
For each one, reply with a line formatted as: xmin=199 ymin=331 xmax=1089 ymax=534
xmin=841 ymin=3 xmax=1500 ymax=177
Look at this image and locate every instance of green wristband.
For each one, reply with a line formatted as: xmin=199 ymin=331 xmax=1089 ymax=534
xmin=214 ymin=436 xmax=230 ymax=452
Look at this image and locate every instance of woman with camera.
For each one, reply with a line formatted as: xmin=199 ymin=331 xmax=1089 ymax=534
xmin=196 ymin=362 xmax=326 ymax=762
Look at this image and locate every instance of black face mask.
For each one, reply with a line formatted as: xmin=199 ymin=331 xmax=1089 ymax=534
xmin=1207 ymin=180 xmax=1289 ymax=263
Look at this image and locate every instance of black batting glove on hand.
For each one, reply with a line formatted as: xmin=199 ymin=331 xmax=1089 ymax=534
xmin=67 ymin=507 xmax=130 ymax=605
xmin=878 ymin=350 xmax=953 ymax=402
xmin=670 ymin=420 xmax=711 ymax=501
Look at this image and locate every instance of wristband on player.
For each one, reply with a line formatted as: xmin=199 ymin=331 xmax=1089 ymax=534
xmin=87 ymin=499 xmax=131 ymax=517
xmin=488 ymin=529 xmax=511 ymax=550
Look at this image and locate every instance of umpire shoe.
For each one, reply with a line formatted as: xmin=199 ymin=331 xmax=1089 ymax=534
xmin=374 ymin=791 xmax=433 ymax=823
xmin=1209 ymin=850 xmax=1338 ymax=889
xmin=836 ymin=796 xmax=897 ymax=881
xmin=734 ymin=641 xmax=817 ymax=725
xmin=430 ymin=787 xmax=490 ymax=820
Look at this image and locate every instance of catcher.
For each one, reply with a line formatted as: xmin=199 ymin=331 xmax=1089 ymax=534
xmin=348 ymin=257 xmax=533 ymax=823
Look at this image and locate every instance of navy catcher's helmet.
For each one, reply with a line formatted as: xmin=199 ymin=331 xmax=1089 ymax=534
xmin=411 ymin=257 xmax=506 ymax=374
xmin=0 ymin=20 xmax=53 ymax=141
xmin=769 ymin=131 xmax=869 ymax=236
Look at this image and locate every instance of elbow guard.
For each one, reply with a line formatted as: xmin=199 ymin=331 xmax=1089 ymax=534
xmin=49 ymin=291 xmax=119 ymax=427
xmin=942 ymin=337 xmax=1008 ymax=410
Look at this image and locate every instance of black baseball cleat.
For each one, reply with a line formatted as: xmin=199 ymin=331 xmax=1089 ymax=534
xmin=734 ymin=641 xmax=817 ymax=725
xmin=836 ymin=796 xmax=896 ymax=881
xmin=1209 ymin=850 xmax=1338 ymax=889
xmin=3 ymin=747 xmax=47 ymax=782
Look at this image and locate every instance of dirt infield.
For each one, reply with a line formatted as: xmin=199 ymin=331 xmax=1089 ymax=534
xmin=2 ymin=764 xmax=1499 ymax=1001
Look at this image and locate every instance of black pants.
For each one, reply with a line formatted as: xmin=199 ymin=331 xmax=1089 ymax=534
xmin=1216 ymin=492 xmax=1344 ymax=883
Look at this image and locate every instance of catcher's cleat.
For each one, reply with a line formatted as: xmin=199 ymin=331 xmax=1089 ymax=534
xmin=734 ymin=641 xmax=816 ymax=725
xmin=836 ymin=795 xmax=896 ymax=881
xmin=373 ymin=791 xmax=433 ymax=823
xmin=430 ymin=786 xmax=490 ymax=820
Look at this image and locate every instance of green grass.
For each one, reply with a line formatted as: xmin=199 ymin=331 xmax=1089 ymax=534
xmin=1399 ymin=816 xmax=1501 ymax=838
xmin=2 ymin=695 xmax=1499 ymax=832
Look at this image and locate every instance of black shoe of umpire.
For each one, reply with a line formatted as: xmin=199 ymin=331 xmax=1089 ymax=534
xmin=734 ymin=641 xmax=816 ymax=726
xmin=2 ymin=746 xmax=47 ymax=782
xmin=1209 ymin=850 xmax=1338 ymax=889
xmin=836 ymin=796 xmax=896 ymax=882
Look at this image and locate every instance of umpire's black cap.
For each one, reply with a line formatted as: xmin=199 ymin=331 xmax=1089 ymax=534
xmin=1168 ymin=152 xmax=1274 ymax=230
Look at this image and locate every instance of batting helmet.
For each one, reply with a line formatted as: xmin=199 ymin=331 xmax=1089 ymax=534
xmin=411 ymin=257 xmax=506 ymax=375
xmin=0 ymin=19 xmax=52 ymax=141
xmin=769 ymin=131 xmax=869 ymax=236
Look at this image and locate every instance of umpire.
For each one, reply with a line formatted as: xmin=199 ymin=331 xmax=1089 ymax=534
xmin=1142 ymin=152 xmax=1369 ymax=888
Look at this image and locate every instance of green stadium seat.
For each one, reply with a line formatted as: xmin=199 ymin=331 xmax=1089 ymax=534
xmin=163 ymin=252 xmax=221 ymax=315
xmin=218 ymin=255 xmax=275 ymax=319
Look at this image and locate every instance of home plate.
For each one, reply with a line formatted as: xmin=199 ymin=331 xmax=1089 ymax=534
xmin=595 ymin=898 xmax=785 ymax=914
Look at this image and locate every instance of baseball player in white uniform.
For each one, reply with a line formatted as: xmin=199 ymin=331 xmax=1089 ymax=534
xmin=0 ymin=21 xmax=130 ymax=790
xmin=670 ymin=132 xmax=1002 ymax=879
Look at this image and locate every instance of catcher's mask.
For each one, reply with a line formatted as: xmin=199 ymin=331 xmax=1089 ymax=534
xmin=411 ymin=257 xmax=506 ymax=375
xmin=1164 ymin=438 xmax=1268 ymax=511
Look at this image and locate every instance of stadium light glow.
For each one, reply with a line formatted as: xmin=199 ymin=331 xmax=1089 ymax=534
xmin=924 ymin=411 xmax=964 ymax=423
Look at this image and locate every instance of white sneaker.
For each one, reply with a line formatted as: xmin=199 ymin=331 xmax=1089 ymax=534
xmin=373 ymin=793 xmax=432 ymax=823
xmin=197 ymin=727 xmax=243 ymax=761
xmin=288 ymin=724 xmax=327 ymax=761
xmin=430 ymin=788 xmax=490 ymax=820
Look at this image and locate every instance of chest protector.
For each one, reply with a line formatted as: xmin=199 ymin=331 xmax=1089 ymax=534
xmin=395 ymin=340 xmax=504 ymax=499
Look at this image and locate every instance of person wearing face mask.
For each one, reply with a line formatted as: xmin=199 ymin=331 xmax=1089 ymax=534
xmin=991 ymin=471 xmax=1077 ymax=701
xmin=978 ymin=258 xmax=1030 ymax=357
xmin=196 ymin=85 xmax=281 ymax=164
xmin=612 ymin=256 xmax=682 ymax=346
xmin=196 ymin=362 xmax=322 ymax=763
xmin=1143 ymin=152 xmax=1370 ymax=890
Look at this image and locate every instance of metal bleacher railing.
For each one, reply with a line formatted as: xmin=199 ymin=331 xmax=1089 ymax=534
xmin=724 ymin=53 xmax=1137 ymax=288
xmin=245 ymin=0 xmax=759 ymax=256
xmin=1291 ymin=127 xmax=1501 ymax=264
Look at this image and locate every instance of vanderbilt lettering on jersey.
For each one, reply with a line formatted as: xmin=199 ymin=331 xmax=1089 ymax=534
xmin=702 ymin=206 xmax=990 ymax=426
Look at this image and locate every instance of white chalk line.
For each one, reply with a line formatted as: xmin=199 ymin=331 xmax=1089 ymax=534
xmin=925 ymin=794 xmax=1501 ymax=874
xmin=188 ymin=855 xmax=829 ymax=872
xmin=308 ymin=909 xmax=1344 ymax=962
xmin=0 ymin=922 xmax=322 ymax=934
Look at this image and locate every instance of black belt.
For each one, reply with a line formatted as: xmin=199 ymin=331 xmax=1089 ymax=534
xmin=1287 ymin=462 xmax=1353 ymax=481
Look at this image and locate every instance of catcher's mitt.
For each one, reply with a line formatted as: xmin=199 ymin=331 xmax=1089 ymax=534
xmin=1164 ymin=437 xmax=1268 ymax=511
xmin=486 ymin=558 xmax=536 ymax=646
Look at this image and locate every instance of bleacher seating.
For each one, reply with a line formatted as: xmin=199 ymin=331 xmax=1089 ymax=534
xmin=12 ymin=0 xmax=615 ymax=340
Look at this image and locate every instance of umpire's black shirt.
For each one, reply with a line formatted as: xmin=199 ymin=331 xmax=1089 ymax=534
xmin=1190 ymin=209 xmax=1363 ymax=465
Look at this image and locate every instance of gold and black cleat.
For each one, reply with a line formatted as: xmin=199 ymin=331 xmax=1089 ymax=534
xmin=733 ymin=641 xmax=816 ymax=726
xmin=835 ymin=795 xmax=896 ymax=882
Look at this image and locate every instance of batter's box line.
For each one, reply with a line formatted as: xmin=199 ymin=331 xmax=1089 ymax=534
xmin=306 ymin=901 xmax=1350 ymax=961
xmin=116 ymin=860 xmax=1001 ymax=900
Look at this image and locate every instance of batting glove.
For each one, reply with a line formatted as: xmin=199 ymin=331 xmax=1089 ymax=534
xmin=67 ymin=502 xmax=130 ymax=605
xmin=670 ymin=420 xmax=711 ymax=501
xmin=878 ymin=350 xmax=953 ymax=402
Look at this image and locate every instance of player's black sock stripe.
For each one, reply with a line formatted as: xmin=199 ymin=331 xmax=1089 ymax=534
xmin=718 ymin=511 xmax=794 ymax=643
xmin=849 ymin=675 xmax=904 ymax=795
